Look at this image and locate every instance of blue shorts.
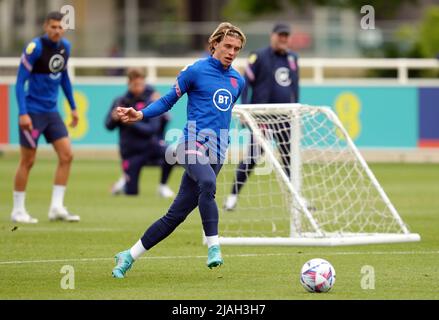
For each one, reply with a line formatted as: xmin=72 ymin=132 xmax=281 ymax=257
xmin=19 ymin=112 xmax=68 ymax=149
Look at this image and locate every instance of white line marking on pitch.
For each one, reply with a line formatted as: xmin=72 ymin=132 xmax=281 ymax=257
xmin=0 ymin=251 xmax=438 ymax=266
xmin=4 ymin=227 xmax=119 ymax=232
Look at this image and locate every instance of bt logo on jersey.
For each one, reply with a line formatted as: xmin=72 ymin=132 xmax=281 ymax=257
xmin=213 ymin=89 xmax=233 ymax=112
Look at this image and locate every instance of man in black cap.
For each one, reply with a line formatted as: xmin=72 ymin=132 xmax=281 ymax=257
xmin=224 ymin=22 xmax=300 ymax=211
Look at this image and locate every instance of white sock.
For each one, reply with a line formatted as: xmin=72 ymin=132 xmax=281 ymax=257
xmin=206 ymin=235 xmax=220 ymax=248
xmin=13 ymin=191 xmax=26 ymax=211
xmin=129 ymin=240 xmax=147 ymax=260
xmin=115 ymin=176 xmax=126 ymax=188
xmin=50 ymin=185 xmax=66 ymax=209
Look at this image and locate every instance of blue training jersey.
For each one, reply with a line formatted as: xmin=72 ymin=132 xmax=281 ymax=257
xmin=141 ymin=56 xmax=245 ymax=160
xmin=16 ymin=34 xmax=76 ymax=115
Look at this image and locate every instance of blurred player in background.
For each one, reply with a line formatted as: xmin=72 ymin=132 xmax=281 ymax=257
xmin=105 ymin=68 xmax=175 ymax=198
xmin=224 ymin=22 xmax=300 ymax=211
xmin=111 ymin=22 xmax=246 ymax=278
xmin=11 ymin=11 xmax=80 ymax=223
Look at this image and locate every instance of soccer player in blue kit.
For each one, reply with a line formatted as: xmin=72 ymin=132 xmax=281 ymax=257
xmin=11 ymin=11 xmax=80 ymax=223
xmin=111 ymin=22 xmax=246 ymax=278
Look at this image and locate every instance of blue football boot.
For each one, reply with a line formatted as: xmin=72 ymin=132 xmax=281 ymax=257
xmin=112 ymin=250 xmax=134 ymax=278
xmin=206 ymin=245 xmax=224 ymax=269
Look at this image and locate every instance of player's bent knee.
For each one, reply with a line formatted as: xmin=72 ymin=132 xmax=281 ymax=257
xmin=199 ymin=178 xmax=216 ymax=194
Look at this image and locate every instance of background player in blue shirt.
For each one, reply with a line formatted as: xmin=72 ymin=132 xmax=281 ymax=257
xmin=105 ymin=68 xmax=175 ymax=198
xmin=11 ymin=11 xmax=80 ymax=224
xmin=111 ymin=22 xmax=247 ymax=278
xmin=224 ymin=22 xmax=300 ymax=211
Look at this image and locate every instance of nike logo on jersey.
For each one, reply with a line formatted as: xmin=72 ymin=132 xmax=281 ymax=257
xmin=49 ymin=54 xmax=65 ymax=73
xmin=275 ymin=67 xmax=292 ymax=87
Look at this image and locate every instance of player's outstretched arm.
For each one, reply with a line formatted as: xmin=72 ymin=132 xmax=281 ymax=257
xmin=116 ymin=107 xmax=143 ymax=123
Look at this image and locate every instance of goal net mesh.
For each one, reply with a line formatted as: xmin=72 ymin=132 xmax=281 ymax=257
xmin=216 ymin=104 xmax=411 ymax=240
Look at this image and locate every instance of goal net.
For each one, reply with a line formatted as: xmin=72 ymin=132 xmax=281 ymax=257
xmin=215 ymin=104 xmax=420 ymax=246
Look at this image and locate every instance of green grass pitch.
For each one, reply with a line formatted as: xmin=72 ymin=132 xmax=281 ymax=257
xmin=0 ymin=152 xmax=438 ymax=299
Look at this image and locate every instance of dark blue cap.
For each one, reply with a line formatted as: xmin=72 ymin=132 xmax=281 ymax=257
xmin=272 ymin=23 xmax=291 ymax=34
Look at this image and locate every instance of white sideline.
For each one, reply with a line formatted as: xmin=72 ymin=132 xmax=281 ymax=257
xmin=0 ymin=251 xmax=438 ymax=266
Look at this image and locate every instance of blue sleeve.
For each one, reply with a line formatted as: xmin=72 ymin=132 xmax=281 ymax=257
xmin=15 ymin=39 xmax=42 ymax=115
xmin=141 ymin=91 xmax=177 ymax=119
xmin=61 ymin=70 xmax=76 ymax=110
xmin=60 ymin=40 xmax=76 ymax=110
xmin=16 ymin=66 xmax=31 ymax=116
xmin=141 ymin=64 xmax=194 ymax=119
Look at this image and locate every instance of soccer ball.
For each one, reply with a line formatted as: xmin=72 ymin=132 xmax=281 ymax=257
xmin=300 ymin=258 xmax=336 ymax=293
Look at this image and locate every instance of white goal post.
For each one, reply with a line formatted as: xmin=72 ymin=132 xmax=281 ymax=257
xmin=213 ymin=103 xmax=420 ymax=246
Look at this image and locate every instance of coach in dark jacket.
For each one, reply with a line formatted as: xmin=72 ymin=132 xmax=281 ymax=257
xmin=242 ymin=23 xmax=299 ymax=104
